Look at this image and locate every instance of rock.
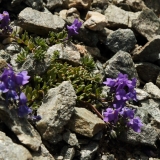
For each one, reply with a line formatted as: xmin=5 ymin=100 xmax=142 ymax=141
xmin=0 ymin=50 xmax=10 ymax=62
xmin=31 ymin=144 xmax=55 ymax=160
xmin=135 ymin=88 xmax=150 ymax=101
xmin=80 ymin=142 xmax=99 ymax=160
xmin=0 ymin=59 xmax=8 ymax=74
xmin=66 ymin=7 xmax=80 ymax=18
xmin=104 ymin=4 xmax=141 ymax=28
xmin=84 ymin=11 xmax=108 ymax=31
xmin=60 ymin=146 xmax=75 ymax=160
xmin=36 ymin=81 xmax=77 ymax=142
xmin=91 ymin=0 xmax=109 ymax=9
xmin=132 ymin=9 xmax=160 ymax=41
xmin=104 ymin=50 xmax=139 ymax=82
xmin=143 ymin=82 xmax=160 ymax=99
xmin=132 ymin=36 xmax=160 ymax=63
xmin=156 ymin=72 xmax=160 ymax=88
xmin=126 ymin=0 xmax=146 ymax=11
xmin=0 ymin=131 xmax=32 ymax=160
xmin=119 ymin=124 xmax=158 ymax=148
xmin=59 ymin=9 xmax=67 ymax=19
xmin=46 ymin=43 xmax=81 ymax=65
xmin=106 ymin=28 xmax=137 ymax=53
xmin=63 ymin=130 xmax=79 ymax=147
xmin=4 ymin=43 xmax=22 ymax=54
xmin=18 ymin=7 xmax=65 ymax=35
xmin=68 ymin=107 xmax=105 ymax=137
xmin=0 ymin=101 xmax=42 ymax=151
xmin=64 ymin=0 xmax=92 ymax=10
xmin=135 ymin=62 xmax=160 ymax=83
xmin=45 ymin=0 xmax=64 ymax=10
xmin=25 ymin=0 xmax=43 ymax=10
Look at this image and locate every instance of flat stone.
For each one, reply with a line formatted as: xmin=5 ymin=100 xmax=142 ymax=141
xmin=135 ymin=88 xmax=150 ymax=101
xmin=143 ymin=82 xmax=160 ymax=99
xmin=36 ymin=81 xmax=77 ymax=142
xmin=132 ymin=9 xmax=160 ymax=41
xmin=0 ymin=131 xmax=32 ymax=160
xmin=68 ymin=107 xmax=105 ymax=137
xmin=18 ymin=7 xmax=65 ymax=35
xmin=0 ymin=101 xmax=42 ymax=151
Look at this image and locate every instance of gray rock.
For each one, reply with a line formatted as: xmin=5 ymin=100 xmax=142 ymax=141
xmin=132 ymin=9 xmax=160 ymax=41
xmin=80 ymin=142 xmax=99 ymax=160
xmin=135 ymin=88 xmax=150 ymax=101
xmin=126 ymin=0 xmax=146 ymax=11
xmin=36 ymin=81 xmax=77 ymax=142
xmin=63 ymin=130 xmax=79 ymax=147
xmin=68 ymin=107 xmax=105 ymax=137
xmin=45 ymin=0 xmax=64 ymax=10
xmin=60 ymin=146 xmax=75 ymax=160
xmin=32 ymin=144 xmax=55 ymax=160
xmin=156 ymin=72 xmax=160 ymax=88
xmin=104 ymin=4 xmax=141 ymax=28
xmin=18 ymin=7 xmax=65 ymax=35
xmin=46 ymin=43 xmax=81 ymax=65
xmin=25 ymin=0 xmax=43 ymax=10
xmin=106 ymin=28 xmax=137 ymax=53
xmin=0 ymin=131 xmax=32 ymax=160
xmin=143 ymin=82 xmax=160 ymax=99
xmin=4 ymin=43 xmax=22 ymax=54
xmin=119 ymin=124 xmax=158 ymax=148
xmin=0 ymin=100 xmax=42 ymax=151
xmin=135 ymin=62 xmax=160 ymax=83
xmin=132 ymin=36 xmax=160 ymax=62
xmin=104 ymin=50 xmax=139 ymax=81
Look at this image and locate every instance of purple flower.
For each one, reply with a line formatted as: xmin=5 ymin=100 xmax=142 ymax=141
xmin=16 ymin=71 xmax=30 ymax=85
xmin=0 ymin=81 xmax=8 ymax=93
xmin=115 ymin=89 xmax=128 ymax=101
xmin=6 ymin=90 xmax=19 ymax=100
xmin=113 ymin=100 xmax=125 ymax=110
xmin=18 ymin=92 xmax=32 ymax=117
xmin=0 ymin=11 xmax=12 ymax=32
xmin=67 ymin=19 xmax=82 ymax=37
xmin=119 ymin=107 xmax=135 ymax=119
xmin=127 ymin=117 xmax=143 ymax=132
xmin=103 ymin=108 xmax=119 ymax=122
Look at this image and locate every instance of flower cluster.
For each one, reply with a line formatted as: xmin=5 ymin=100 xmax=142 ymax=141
xmin=0 ymin=65 xmax=40 ymax=121
xmin=103 ymin=73 xmax=143 ymax=133
xmin=0 ymin=11 xmax=12 ymax=33
xmin=67 ymin=19 xmax=82 ymax=38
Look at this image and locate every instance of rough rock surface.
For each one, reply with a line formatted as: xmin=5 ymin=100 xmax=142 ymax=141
xmin=18 ymin=7 xmax=65 ymax=35
xmin=36 ymin=81 xmax=77 ymax=141
xmin=0 ymin=131 xmax=32 ymax=160
xmin=68 ymin=107 xmax=105 ymax=137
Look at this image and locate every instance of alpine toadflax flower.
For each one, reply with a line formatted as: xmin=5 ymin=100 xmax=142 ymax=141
xmin=67 ymin=19 xmax=82 ymax=37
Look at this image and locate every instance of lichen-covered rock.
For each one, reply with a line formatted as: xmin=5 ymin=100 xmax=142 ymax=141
xmin=68 ymin=107 xmax=105 ymax=137
xmin=0 ymin=131 xmax=32 ymax=160
xmin=18 ymin=7 xmax=65 ymax=35
xmin=36 ymin=81 xmax=77 ymax=142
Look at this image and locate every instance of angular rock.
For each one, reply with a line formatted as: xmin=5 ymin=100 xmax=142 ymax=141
xmin=126 ymin=0 xmax=146 ymax=11
xmin=106 ymin=28 xmax=137 ymax=53
xmin=46 ymin=43 xmax=81 ymax=65
xmin=31 ymin=144 xmax=55 ymax=160
xmin=0 ymin=101 xmax=42 ymax=151
xmin=143 ymin=82 xmax=160 ymax=99
xmin=104 ymin=4 xmax=141 ymax=28
xmin=60 ymin=146 xmax=75 ymax=160
xmin=25 ymin=0 xmax=43 ymax=10
xmin=45 ymin=0 xmax=64 ymax=10
xmin=66 ymin=7 xmax=80 ymax=18
xmin=36 ymin=81 xmax=77 ymax=142
xmin=0 ymin=50 xmax=10 ymax=62
xmin=132 ymin=36 xmax=160 ymax=62
xmin=104 ymin=50 xmax=139 ymax=81
xmin=64 ymin=0 xmax=92 ymax=10
xmin=135 ymin=62 xmax=160 ymax=83
xmin=68 ymin=107 xmax=105 ymax=137
xmin=18 ymin=7 xmax=65 ymax=35
xmin=0 ymin=131 xmax=32 ymax=160
xmin=119 ymin=124 xmax=158 ymax=148
xmin=135 ymin=88 xmax=150 ymax=101
xmin=132 ymin=9 xmax=160 ymax=41
xmin=80 ymin=142 xmax=99 ymax=160
xmin=63 ymin=130 xmax=79 ymax=147
xmin=84 ymin=11 xmax=108 ymax=31
xmin=91 ymin=0 xmax=109 ymax=9
xmin=4 ymin=43 xmax=22 ymax=54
